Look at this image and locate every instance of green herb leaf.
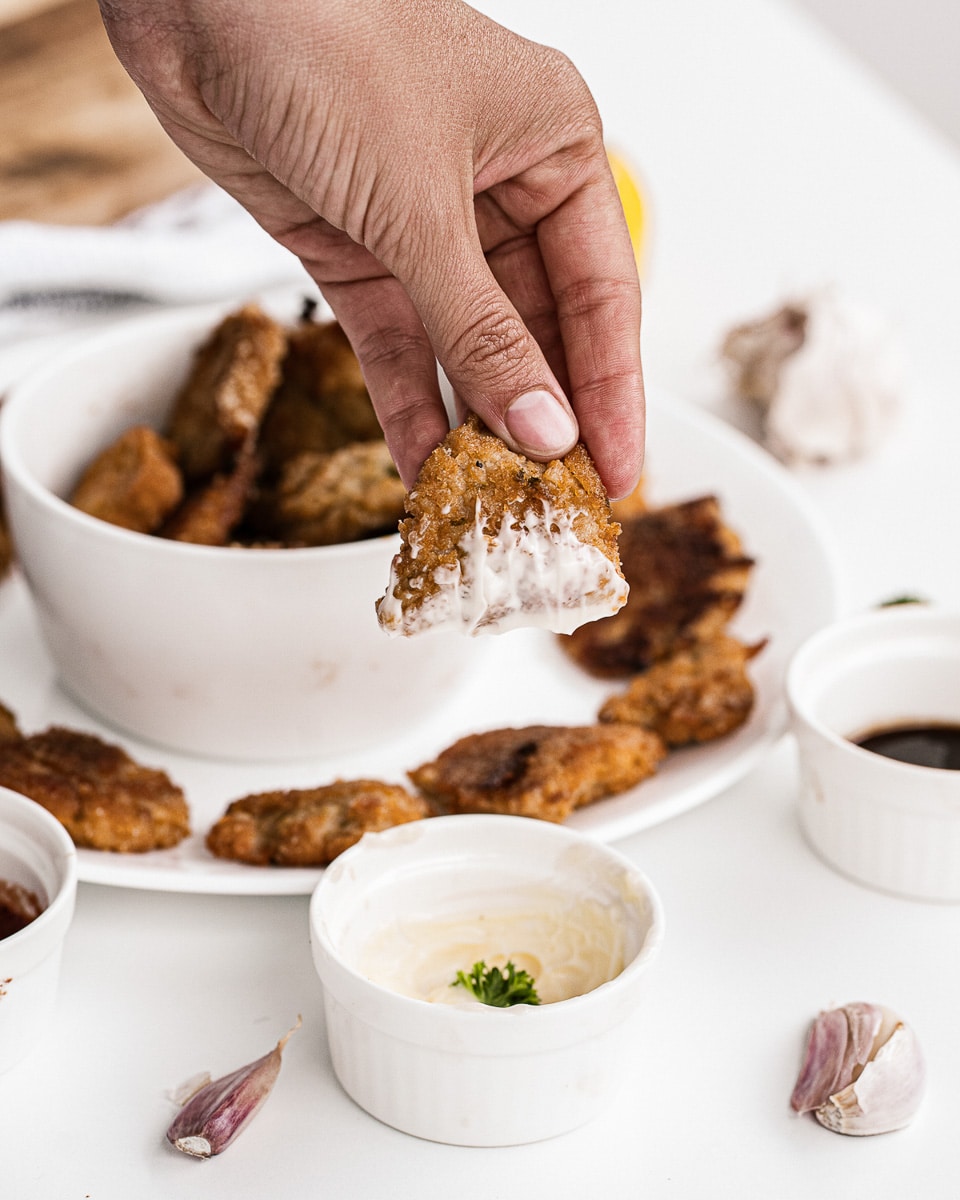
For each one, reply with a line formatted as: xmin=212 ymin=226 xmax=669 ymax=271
xmin=878 ymin=594 xmax=928 ymax=607
xmin=450 ymin=960 xmax=540 ymax=1007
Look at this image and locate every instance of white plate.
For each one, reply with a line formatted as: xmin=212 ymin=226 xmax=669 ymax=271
xmin=0 ymin=393 xmax=842 ymax=894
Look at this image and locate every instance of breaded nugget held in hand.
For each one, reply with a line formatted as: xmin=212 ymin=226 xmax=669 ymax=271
xmin=206 ymin=779 xmax=429 ymax=866
xmin=0 ymin=714 xmax=190 ymax=852
xmin=409 ymin=723 xmax=666 ymax=824
xmin=599 ymin=634 xmax=766 ymax=746
xmin=377 ymin=416 xmax=627 ymax=637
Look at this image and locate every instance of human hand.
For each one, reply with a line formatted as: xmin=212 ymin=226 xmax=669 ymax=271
xmin=97 ymin=0 xmax=644 ymax=496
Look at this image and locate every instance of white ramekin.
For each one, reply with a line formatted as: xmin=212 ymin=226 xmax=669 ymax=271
xmin=787 ymin=606 xmax=960 ymax=901
xmin=0 ymin=786 xmax=78 ymax=1074
xmin=309 ymin=814 xmax=664 ymax=1146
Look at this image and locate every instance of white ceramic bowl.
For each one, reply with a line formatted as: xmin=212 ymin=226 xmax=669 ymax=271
xmin=0 ymin=786 xmax=78 ymax=1075
xmin=787 ymin=606 xmax=960 ymax=901
xmin=309 ymin=814 xmax=663 ymax=1146
xmin=0 ymin=304 xmax=475 ymax=761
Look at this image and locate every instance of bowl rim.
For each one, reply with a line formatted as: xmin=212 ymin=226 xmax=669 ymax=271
xmin=0 ymin=785 xmax=78 ymax=951
xmin=0 ymin=302 xmax=402 ymax=564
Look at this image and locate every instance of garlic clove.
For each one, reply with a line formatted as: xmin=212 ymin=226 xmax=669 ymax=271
xmin=815 ymin=1018 xmax=926 ymax=1136
xmin=721 ymin=288 xmax=904 ymax=465
xmin=791 ymin=1003 xmax=925 ymax=1136
xmin=166 ymin=1017 xmax=300 ymax=1158
xmin=789 ymin=1005 xmax=850 ymax=1114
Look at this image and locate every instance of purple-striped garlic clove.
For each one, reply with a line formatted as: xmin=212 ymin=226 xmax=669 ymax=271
xmin=791 ymin=1003 xmax=924 ymax=1136
xmin=166 ymin=1017 xmax=300 ymax=1158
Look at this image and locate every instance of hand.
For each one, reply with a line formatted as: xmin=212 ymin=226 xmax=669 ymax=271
xmin=97 ymin=0 xmax=644 ymax=496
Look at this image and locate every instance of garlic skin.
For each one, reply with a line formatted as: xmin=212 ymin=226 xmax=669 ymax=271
xmin=166 ymin=1018 xmax=300 ymax=1158
xmin=790 ymin=1002 xmax=925 ymax=1136
xmin=721 ymin=289 xmax=905 ymax=465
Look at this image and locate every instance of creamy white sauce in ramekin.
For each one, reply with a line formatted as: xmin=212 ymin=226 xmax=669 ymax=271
xmin=357 ymin=886 xmax=628 ymax=1006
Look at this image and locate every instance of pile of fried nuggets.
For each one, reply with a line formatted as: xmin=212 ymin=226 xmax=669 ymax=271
xmin=0 ymin=304 xmax=765 ymax=865
xmin=69 ymin=303 xmax=406 ymax=548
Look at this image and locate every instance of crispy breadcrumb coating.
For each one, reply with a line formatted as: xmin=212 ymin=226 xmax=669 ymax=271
xmin=206 ymin=779 xmax=430 ymax=866
xmin=377 ymin=415 xmax=626 ymax=636
xmin=69 ymin=425 xmax=183 ymax=534
xmin=167 ymin=304 xmax=286 ymax=481
xmin=598 ymin=634 xmax=766 ymax=745
xmin=0 ymin=710 xmax=189 ymax=852
xmin=561 ymin=495 xmax=754 ymax=677
xmin=409 ymin=723 xmax=666 ymax=823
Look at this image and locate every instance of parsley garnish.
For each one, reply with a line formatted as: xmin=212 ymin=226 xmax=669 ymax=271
xmin=451 ymin=960 xmax=540 ymax=1007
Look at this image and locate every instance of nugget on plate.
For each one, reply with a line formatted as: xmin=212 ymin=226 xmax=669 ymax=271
xmin=167 ymin=304 xmax=286 ymax=481
xmin=206 ymin=779 xmax=430 ymax=866
xmin=69 ymin=425 xmax=183 ymax=534
xmin=377 ymin=415 xmax=628 ymax=637
xmin=258 ymin=318 xmax=381 ymax=469
xmin=0 ymin=702 xmax=20 ymax=743
xmin=598 ymin=634 xmax=766 ymax=745
xmin=561 ymin=495 xmax=754 ymax=678
xmin=409 ymin=724 xmax=666 ymax=823
xmin=257 ymin=440 xmax=405 ymax=546
xmin=0 ymin=710 xmax=190 ymax=852
xmin=611 ymin=474 xmax=648 ymax=521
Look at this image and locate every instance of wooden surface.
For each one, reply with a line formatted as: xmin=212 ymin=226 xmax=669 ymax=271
xmin=0 ymin=0 xmax=202 ymax=224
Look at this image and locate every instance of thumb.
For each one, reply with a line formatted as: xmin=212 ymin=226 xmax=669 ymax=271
xmin=404 ymin=235 xmax=579 ymax=462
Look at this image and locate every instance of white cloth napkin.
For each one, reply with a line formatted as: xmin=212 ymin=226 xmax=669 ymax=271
xmin=0 ymin=184 xmax=313 ymax=347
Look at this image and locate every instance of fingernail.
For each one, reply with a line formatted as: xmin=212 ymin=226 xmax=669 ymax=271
xmin=505 ymin=391 xmax=578 ymax=458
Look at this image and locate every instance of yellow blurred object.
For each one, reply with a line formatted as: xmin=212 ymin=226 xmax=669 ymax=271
xmin=607 ymin=149 xmax=647 ymax=269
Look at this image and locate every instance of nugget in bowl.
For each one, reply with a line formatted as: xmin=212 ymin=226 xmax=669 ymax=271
xmin=0 ymin=303 xmax=477 ymax=760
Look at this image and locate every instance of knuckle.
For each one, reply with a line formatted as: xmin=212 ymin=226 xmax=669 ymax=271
xmin=352 ymin=323 xmax=430 ymax=375
xmin=446 ymin=306 xmax=531 ymax=382
xmin=555 ymin=274 xmax=640 ymax=326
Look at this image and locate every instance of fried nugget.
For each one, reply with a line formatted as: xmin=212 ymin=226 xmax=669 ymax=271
xmin=599 ymin=634 xmax=766 ymax=745
xmin=0 ymin=701 xmax=20 ymax=743
xmin=162 ymin=443 xmax=260 ymax=546
xmin=409 ymin=724 xmax=666 ymax=824
xmin=257 ymin=319 xmax=381 ymax=470
xmin=256 ymin=441 xmax=405 ymax=546
xmin=0 ymin=721 xmax=190 ymax=852
xmin=611 ymin=474 xmax=648 ymax=521
xmin=377 ymin=415 xmax=627 ymax=637
xmin=205 ymin=779 xmax=429 ymax=866
xmin=69 ymin=425 xmax=184 ymax=534
xmin=167 ymin=304 xmax=286 ymax=481
xmin=561 ymin=495 xmax=754 ymax=678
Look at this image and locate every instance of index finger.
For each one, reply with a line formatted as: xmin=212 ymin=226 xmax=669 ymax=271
xmin=537 ymin=161 xmax=645 ymax=499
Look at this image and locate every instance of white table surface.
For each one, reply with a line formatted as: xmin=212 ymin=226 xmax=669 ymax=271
xmin=4 ymin=0 xmax=960 ymax=1196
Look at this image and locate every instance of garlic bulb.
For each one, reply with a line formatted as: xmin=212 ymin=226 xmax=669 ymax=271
xmin=721 ymin=289 xmax=905 ymax=464
xmin=790 ymin=1002 xmax=925 ymax=1135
